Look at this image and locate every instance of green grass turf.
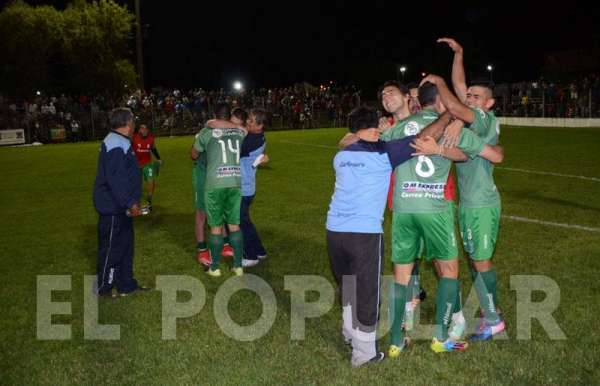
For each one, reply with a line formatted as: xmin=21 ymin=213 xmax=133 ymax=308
xmin=1 ymin=126 xmax=600 ymax=385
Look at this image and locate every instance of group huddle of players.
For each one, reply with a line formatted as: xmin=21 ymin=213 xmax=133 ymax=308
xmin=327 ymin=37 xmax=506 ymax=366
xmin=132 ymin=105 xmax=269 ymax=277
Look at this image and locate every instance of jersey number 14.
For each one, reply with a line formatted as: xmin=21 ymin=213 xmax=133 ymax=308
xmin=218 ymin=139 xmax=241 ymax=164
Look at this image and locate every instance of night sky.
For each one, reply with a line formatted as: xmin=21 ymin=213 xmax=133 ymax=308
xmin=7 ymin=1 xmax=600 ymax=93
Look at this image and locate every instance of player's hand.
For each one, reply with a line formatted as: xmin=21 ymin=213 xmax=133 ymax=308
xmin=190 ymin=148 xmax=199 ymax=160
xmin=378 ymin=117 xmax=392 ymax=132
xmin=420 ymin=74 xmax=443 ymax=87
xmin=442 ymin=123 xmax=462 ymax=148
xmin=410 ymin=136 xmax=440 ymax=156
xmin=129 ymin=203 xmax=143 ymax=217
xmin=338 ymin=133 xmax=359 ymax=149
xmin=437 ymin=37 xmax=463 ymax=54
xmin=260 ymin=154 xmax=269 ymax=164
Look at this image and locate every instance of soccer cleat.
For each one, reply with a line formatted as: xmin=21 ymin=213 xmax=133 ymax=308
xmin=352 ymin=352 xmax=385 ymax=368
xmin=257 ymin=253 xmax=267 ymax=260
xmin=242 ymin=258 xmax=260 ymax=268
xmin=470 ymin=319 xmax=506 ymax=342
xmin=449 ymin=318 xmax=467 ymax=341
xmin=221 ymin=244 xmax=234 ymax=257
xmin=231 ymin=267 xmax=244 ymax=276
xmin=196 ymin=249 xmax=212 ymax=267
xmin=430 ymin=338 xmax=468 ymax=353
xmin=207 ymin=268 xmax=222 ymax=277
xmin=387 ymin=337 xmax=411 ymax=358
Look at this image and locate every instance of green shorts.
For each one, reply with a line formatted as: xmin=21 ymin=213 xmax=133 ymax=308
xmin=192 ymin=166 xmax=206 ymax=211
xmin=459 ymin=205 xmax=501 ymax=261
xmin=205 ymin=188 xmax=241 ymax=227
xmin=142 ymin=162 xmax=160 ymax=182
xmin=392 ymin=208 xmax=458 ymax=264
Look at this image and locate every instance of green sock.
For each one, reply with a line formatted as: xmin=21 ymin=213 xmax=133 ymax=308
xmin=209 ymin=234 xmax=224 ymax=270
xmin=435 ymin=278 xmax=459 ymax=341
xmin=389 ymin=283 xmax=407 ymax=346
xmin=475 ymin=270 xmax=500 ymax=324
xmin=196 ymin=241 xmax=207 ymax=251
xmin=229 ymin=230 xmax=243 ymax=268
xmin=223 ymin=236 xmax=230 ymax=245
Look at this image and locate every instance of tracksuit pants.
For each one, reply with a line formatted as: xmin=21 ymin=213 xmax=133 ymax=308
xmin=327 ymin=231 xmax=383 ymax=366
xmin=240 ymin=195 xmax=267 ymax=260
xmin=96 ymin=214 xmax=138 ymax=295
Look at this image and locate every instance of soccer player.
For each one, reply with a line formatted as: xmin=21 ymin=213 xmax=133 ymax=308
xmin=193 ymin=103 xmax=247 ymax=277
xmin=327 ymin=106 xmax=455 ymax=367
xmin=385 ymin=82 xmax=504 ymax=355
xmin=430 ymin=36 xmax=507 ymax=340
xmin=240 ymin=108 xmax=269 ymax=268
xmin=132 ymin=123 xmax=162 ymax=210
xmin=219 ymin=108 xmax=250 ymax=258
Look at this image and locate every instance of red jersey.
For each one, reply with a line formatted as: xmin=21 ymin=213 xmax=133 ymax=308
xmin=444 ymin=168 xmax=457 ymax=202
xmin=132 ymin=132 xmax=154 ymax=167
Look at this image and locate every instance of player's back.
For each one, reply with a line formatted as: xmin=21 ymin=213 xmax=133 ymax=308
xmin=197 ymin=127 xmax=246 ymax=190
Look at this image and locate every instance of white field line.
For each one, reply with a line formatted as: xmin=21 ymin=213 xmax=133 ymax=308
xmin=273 ymin=139 xmax=600 ymax=233
xmin=501 ymin=215 xmax=600 ymax=232
xmin=495 ymin=167 xmax=600 ymax=183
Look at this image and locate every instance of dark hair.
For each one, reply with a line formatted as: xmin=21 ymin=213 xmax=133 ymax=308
xmin=418 ymin=81 xmax=438 ymax=107
xmin=468 ymin=78 xmax=495 ymax=95
xmin=109 ymin=107 xmax=134 ymax=129
xmin=348 ymin=106 xmax=378 ymax=133
xmin=378 ymin=80 xmax=409 ymax=101
xmin=231 ymin=108 xmax=248 ymax=124
xmin=251 ymin=108 xmax=271 ymax=128
xmin=214 ymin=103 xmax=231 ymax=120
xmin=406 ymin=81 xmax=419 ymax=90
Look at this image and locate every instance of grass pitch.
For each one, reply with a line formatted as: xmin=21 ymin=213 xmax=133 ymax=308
xmin=1 ymin=126 xmax=599 ymax=385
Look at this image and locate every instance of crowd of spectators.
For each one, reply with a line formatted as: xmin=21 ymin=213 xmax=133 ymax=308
xmin=493 ymin=74 xmax=600 ymax=118
xmin=0 ymin=83 xmax=361 ymax=142
xmin=2 ymin=74 xmax=599 ymax=143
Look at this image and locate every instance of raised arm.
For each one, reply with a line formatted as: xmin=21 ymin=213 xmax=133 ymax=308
xmin=420 ymin=75 xmax=475 ymax=124
xmin=437 ymin=38 xmax=467 ymax=102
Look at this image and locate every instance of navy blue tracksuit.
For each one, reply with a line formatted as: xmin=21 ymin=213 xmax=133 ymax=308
xmin=93 ymin=131 xmax=141 ymax=295
xmin=240 ymin=133 xmax=267 ymax=260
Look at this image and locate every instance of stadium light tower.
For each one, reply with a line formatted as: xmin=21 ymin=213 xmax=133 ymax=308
xmin=487 ymin=64 xmax=493 ymax=82
xmin=400 ymin=66 xmax=406 ymax=81
xmin=233 ymin=81 xmax=243 ymax=92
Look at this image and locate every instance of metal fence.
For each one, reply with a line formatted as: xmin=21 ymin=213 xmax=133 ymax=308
xmin=0 ymin=106 xmax=350 ymax=144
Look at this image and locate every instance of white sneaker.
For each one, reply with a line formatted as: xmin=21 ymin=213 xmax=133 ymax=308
xmin=257 ymin=253 xmax=267 ymax=260
xmin=242 ymin=259 xmax=260 ymax=268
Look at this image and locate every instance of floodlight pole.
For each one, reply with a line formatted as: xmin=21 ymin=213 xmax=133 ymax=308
xmin=135 ymin=0 xmax=145 ymax=91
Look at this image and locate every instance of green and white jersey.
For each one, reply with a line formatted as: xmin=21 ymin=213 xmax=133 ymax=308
xmin=385 ymin=109 xmax=485 ymax=213
xmin=193 ymin=127 xmax=246 ymax=190
xmin=456 ymin=108 xmax=501 ymax=208
xmin=379 ymin=109 xmax=438 ymax=142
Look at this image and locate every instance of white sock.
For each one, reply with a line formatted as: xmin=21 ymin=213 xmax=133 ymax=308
xmin=342 ymin=305 xmax=353 ymax=343
xmin=452 ymin=310 xmax=465 ymax=325
xmin=351 ymin=328 xmax=377 ymax=367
